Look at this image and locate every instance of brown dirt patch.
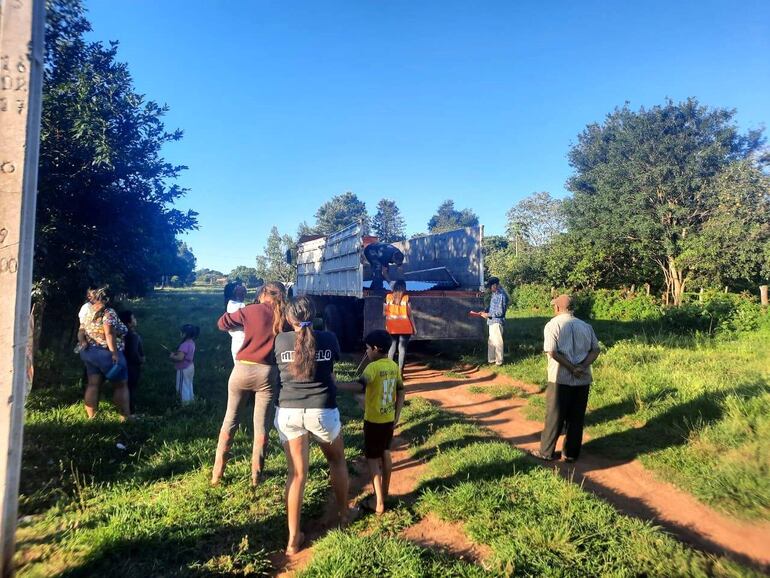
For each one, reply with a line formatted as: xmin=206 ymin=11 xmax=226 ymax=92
xmin=404 ymin=362 xmax=770 ymax=571
xmin=402 ymin=514 xmax=492 ymax=565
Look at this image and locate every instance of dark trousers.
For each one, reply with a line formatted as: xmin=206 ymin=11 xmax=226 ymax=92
xmin=127 ymin=364 xmax=141 ymax=414
xmin=540 ymin=382 xmax=590 ymax=460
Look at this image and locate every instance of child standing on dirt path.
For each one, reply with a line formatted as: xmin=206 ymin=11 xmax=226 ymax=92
xmin=169 ymin=324 xmax=199 ymax=404
xmin=340 ymin=330 xmax=405 ymax=515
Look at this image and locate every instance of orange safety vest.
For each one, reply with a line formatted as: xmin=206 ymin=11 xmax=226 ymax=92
xmin=385 ymin=294 xmax=414 ymax=335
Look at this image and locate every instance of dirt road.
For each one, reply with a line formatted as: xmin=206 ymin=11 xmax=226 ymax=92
xmin=404 ymin=362 xmax=770 ymax=570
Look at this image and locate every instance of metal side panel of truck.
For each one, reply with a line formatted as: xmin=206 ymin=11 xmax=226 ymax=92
xmin=295 ymin=222 xmax=486 ymax=349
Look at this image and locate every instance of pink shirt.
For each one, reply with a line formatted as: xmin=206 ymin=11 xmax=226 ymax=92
xmin=175 ymin=339 xmax=195 ymax=370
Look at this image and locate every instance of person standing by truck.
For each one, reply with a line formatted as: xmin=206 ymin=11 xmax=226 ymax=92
xmin=478 ymin=277 xmax=509 ymax=366
xmin=363 ymin=242 xmax=405 ymax=291
xmin=383 ymin=280 xmax=415 ymax=377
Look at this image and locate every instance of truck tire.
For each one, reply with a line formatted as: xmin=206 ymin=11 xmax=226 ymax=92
xmin=322 ymin=304 xmax=345 ymax=348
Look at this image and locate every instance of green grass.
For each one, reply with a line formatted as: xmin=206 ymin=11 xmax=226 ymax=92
xmin=457 ymin=310 xmax=770 ymax=520
xmin=467 ymin=383 xmax=529 ymax=400
xmin=16 ymin=290 xmax=766 ymax=576
xmin=16 ymin=289 xmax=363 ymax=576
xmin=299 ymin=398 xmax=756 ymax=577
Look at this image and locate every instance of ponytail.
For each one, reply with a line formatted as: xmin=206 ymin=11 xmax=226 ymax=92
xmin=391 ymin=279 xmax=407 ymax=305
xmin=261 ymin=281 xmax=287 ymax=335
xmin=285 ymin=297 xmax=316 ymax=381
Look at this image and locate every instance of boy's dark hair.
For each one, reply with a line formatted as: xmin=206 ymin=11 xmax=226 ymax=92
xmin=118 ymin=310 xmax=134 ymax=326
xmin=364 ymin=329 xmax=392 ymax=353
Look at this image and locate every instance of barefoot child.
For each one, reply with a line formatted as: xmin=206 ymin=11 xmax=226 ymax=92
xmin=339 ymin=330 xmax=405 ymax=514
xmin=169 ymin=324 xmax=199 ymax=404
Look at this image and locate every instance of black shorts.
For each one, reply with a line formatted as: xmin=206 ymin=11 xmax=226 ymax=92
xmin=363 ymin=420 xmax=394 ymax=459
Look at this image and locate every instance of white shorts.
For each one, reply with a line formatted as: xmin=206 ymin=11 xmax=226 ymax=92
xmin=274 ymin=407 xmax=341 ymax=444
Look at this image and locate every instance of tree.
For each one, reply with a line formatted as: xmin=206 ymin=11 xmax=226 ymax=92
xmin=565 ymin=98 xmax=766 ymax=305
xmin=255 ymin=227 xmax=295 ymax=282
xmin=679 ymin=160 xmax=770 ymax=290
xmin=194 ymin=269 xmax=224 ymax=285
xmin=35 ymin=0 xmax=197 ymax=329
xmin=296 ymin=221 xmax=319 ymax=240
xmin=166 ymin=242 xmax=197 ymax=287
xmin=229 ymin=266 xmax=262 ymax=287
xmin=427 ymin=200 xmax=479 ymax=233
xmin=506 ymin=192 xmax=565 ymax=253
xmin=314 ymin=192 xmax=369 ymax=234
xmin=372 ymin=198 xmax=406 ymax=243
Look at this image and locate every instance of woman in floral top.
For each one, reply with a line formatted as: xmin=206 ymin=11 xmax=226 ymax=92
xmin=77 ymin=287 xmax=131 ymax=420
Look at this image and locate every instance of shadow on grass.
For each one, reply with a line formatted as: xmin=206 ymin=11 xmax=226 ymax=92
xmin=54 ymin=515 xmax=285 ymax=578
xmin=583 ymin=380 xmax=768 ymax=464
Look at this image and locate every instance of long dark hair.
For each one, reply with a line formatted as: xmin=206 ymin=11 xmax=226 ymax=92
xmin=261 ymin=281 xmax=287 ymax=335
xmin=285 ymin=297 xmax=316 ymax=381
xmin=391 ymin=279 xmax=407 ymax=304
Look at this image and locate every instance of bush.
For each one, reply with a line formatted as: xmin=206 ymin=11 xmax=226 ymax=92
xmin=589 ymin=290 xmax=662 ymax=321
xmin=509 ymin=284 xmax=553 ymax=311
xmin=661 ymin=291 xmax=764 ymax=334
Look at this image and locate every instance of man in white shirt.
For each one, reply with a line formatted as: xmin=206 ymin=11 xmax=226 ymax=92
xmin=534 ymin=294 xmax=600 ymax=463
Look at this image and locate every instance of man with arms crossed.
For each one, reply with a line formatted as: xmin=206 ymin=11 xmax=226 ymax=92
xmin=534 ymin=294 xmax=600 ymax=463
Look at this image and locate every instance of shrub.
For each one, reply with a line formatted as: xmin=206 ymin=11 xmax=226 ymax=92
xmin=509 ymin=284 xmax=553 ymax=311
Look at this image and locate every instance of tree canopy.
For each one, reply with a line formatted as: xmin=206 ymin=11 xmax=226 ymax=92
xmin=372 ymin=198 xmax=406 ymax=243
xmin=565 ymin=98 xmax=768 ymax=304
xmin=314 ymin=192 xmax=370 ymax=235
xmin=427 ymin=200 xmax=479 ymax=233
xmin=506 ymin=192 xmax=565 ymax=252
xmin=228 ymin=266 xmax=262 ymax=287
xmin=36 ymin=0 xmax=197 ymax=320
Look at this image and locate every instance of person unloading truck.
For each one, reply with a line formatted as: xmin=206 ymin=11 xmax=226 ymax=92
xmin=363 ymin=242 xmax=405 ymax=291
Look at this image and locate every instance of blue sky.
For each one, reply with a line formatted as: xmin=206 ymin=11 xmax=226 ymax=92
xmin=84 ymin=0 xmax=770 ymax=272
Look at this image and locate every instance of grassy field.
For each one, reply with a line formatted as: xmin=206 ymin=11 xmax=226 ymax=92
xmin=450 ymin=310 xmax=770 ymax=520
xmin=14 ymin=289 xmax=764 ymax=576
xmin=299 ymin=399 xmax=754 ymax=577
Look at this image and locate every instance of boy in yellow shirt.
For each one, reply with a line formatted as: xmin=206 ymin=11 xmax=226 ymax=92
xmin=340 ymin=330 xmax=405 ymax=514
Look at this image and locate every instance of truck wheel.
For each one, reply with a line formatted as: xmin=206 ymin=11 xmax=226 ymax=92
xmin=323 ymin=304 xmax=345 ymax=347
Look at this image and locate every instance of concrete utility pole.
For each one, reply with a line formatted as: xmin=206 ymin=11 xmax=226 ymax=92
xmin=0 ymin=0 xmax=44 ymax=576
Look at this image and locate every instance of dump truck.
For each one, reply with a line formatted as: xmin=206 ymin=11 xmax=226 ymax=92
xmin=293 ymin=222 xmax=486 ymax=350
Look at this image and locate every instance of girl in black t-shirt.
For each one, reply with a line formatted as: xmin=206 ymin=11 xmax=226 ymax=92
xmin=273 ymin=296 xmax=353 ymax=556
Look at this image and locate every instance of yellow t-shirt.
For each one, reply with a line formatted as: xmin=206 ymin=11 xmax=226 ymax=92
xmin=361 ymin=357 xmax=404 ymax=423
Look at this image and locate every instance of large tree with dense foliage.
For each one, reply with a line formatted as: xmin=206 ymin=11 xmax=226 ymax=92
xmin=427 ymin=200 xmax=479 ymax=233
xmin=314 ymin=192 xmax=369 ymax=234
xmin=36 ymin=0 xmax=197 ymax=322
xmin=372 ymin=198 xmax=406 ymax=243
xmin=565 ymin=98 xmax=767 ymax=305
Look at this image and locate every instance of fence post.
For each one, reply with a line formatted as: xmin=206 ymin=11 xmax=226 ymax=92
xmin=0 ymin=1 xmax=45 ymax=575
xmin=761 ymin=285 xmax=768 ymax=308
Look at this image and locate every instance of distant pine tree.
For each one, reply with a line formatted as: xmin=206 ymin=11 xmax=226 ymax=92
xmin=372 ymin=198 xmax=406 ymax=243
